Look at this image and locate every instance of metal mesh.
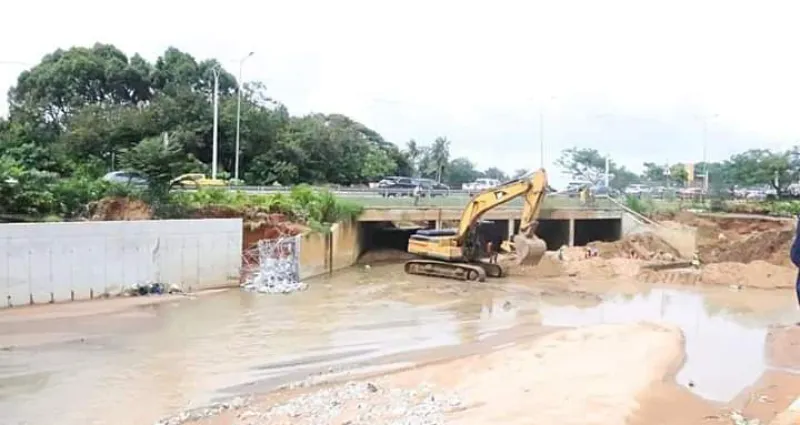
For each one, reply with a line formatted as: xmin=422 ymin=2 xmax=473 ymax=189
xmin=241 ymin=236 xmax=306 ymax=294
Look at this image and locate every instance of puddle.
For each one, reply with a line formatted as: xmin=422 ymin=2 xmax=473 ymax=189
xmin=538 ymin=288 xmax=793 ymax=402
xmin=0 ymin=265 xmax=797 ymax=425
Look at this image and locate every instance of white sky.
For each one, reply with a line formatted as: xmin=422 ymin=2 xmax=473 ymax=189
xmin=2 ymin=0 xmax=800 ymax=188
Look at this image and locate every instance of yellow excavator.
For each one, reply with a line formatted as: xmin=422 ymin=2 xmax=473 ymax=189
xmin=404 ymin=168 xmax=550 ymax=281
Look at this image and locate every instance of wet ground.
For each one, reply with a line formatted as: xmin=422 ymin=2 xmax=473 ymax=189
xmin=1 ymin=263 xmax=799 ymax=425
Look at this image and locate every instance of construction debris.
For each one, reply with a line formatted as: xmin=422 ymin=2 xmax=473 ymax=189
xmin=241 ymin=236 xmax=307 ymax=294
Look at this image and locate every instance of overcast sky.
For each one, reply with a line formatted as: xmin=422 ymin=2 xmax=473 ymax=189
xmin=2 ymin=0 xmax=799 ymax=188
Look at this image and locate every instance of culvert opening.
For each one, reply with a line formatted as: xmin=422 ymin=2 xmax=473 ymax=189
xmin=359 ymin=221 xmax=422 ymax=263
xmin=574 ymin=219 xmax=622 ymax=246
xmin=535 ymin=219 xmax=571 ymax=250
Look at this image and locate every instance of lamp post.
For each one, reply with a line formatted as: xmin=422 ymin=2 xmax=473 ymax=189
xmin=234 ymin=52 xmax=254 ymax=182
xmin=697 ymin=113 xmax=719 ymax=192
xmin=535 ymin=95 xmax=556 ymax=170
xmin=211 ymin=66 xmax=220 ymax=180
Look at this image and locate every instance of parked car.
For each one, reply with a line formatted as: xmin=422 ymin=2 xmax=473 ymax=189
xmin=169 ymin=173 xmax=227 ymax=188
xmin=102 ymin=171 xmax=148 ymax=186
xmin=624 ymin=184 xmax=651 ymax=197
xmin=377 ymin=176 xmax=417 ymax=197
xmin=462 ymin=178 xmax=501 ymax=194
xmin=415 ymin=178 xmax=450 ymax=197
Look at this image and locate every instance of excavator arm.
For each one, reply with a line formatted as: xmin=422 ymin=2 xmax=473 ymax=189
xmin=455 ymin=169 xmax=548 ymax=240
xmin=456 ymin=169 xmax=549 ymax=266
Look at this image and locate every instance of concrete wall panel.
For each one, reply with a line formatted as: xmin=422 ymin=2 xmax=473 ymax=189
xmin=0 ymin=219 xmax=242 ymax=308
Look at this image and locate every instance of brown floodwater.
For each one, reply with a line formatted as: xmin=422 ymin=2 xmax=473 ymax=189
xmin=1 ymin=263 xmax=798 ymax=425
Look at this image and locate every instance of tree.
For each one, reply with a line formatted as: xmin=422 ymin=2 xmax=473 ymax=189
xmin=119 ymin=135 xmax=204 ymax=193
xmin=556 ymin=147 xmax=640 ymax=190
xmin=483 ymin=167 xmax=508 ymax=182
xmin=724 ymin=149 xmax=798 ymax=196
xmin=512 ymin=168 xmax=529 ymax=179
xmin=445 ymin=157 xmax=481 ymax=188
xmin=429 ymin=137 xmax=451 ymax=182
xmin=668 ymin=164 xmax=689 ymax=186
xmin=642 ymin=162 xmax=667 ymax=182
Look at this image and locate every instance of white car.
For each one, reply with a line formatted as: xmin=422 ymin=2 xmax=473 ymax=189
xmin=462 ymin=178 xmax=501 ymax=193
xmin=102 ymin=171 xmax=148 ymax=186
xmin=624 ymin=184 xmax=651 ymax=196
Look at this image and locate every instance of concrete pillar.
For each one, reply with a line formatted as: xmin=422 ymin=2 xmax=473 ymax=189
xmin=508 ymin=219 xmax=515 ymax=240
xmin=568 ymin=219 xmax=576 ymax=247
xmin=435 ymin=219 xmax=442 ymax=230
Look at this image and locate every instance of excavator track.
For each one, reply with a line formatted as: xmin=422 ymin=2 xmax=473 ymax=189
xmin=479 ymin=262 xmax=505 ymax=278
xmin=404 ymin=259 xmax=488 ymax=282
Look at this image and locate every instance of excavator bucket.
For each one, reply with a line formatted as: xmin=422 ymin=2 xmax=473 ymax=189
xmin=512 ymin=234 xmax=547 ymax=266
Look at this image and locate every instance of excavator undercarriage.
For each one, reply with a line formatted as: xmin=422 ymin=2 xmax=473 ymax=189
xmin=403 ymin=169 xmax=550 ymax=282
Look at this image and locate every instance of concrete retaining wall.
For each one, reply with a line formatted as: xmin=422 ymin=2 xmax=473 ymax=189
xmin=299 ymin=220 xmax=361 ymax=279
xmin=0 ymin=219 xmax=243 ymax=308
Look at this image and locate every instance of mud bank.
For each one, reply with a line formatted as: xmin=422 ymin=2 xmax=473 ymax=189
xmin=181 ymin=323 xmax=686 ymax=425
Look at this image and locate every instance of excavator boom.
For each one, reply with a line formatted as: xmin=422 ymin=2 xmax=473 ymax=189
xmin=404 ymin=168 xmax=549 ymax=281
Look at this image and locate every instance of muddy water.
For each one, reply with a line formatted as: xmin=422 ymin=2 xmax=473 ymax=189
xmin=0 ymin=264 xmax=798 ymax=425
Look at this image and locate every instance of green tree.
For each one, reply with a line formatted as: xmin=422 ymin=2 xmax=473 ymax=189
xmin=725 ymin=149 xmax=798 ymax=196
xmin=641 ymin=162 xmax=667 ymax=182
xmin=483 ymin=167 xmax=508 ymax=182
xmin=668 ymin=164 xmax=689 ymax=186
xmin=445 ymin=157 xmax=481 ymax=188
xmin=556 ymin=147 xmax=640 ymax=190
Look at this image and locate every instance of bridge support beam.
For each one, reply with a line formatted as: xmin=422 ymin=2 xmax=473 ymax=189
xmin=568 ymin=219 xmax=576 ymax=247
xmin=435 ymin=219 xmax=442 ymax=229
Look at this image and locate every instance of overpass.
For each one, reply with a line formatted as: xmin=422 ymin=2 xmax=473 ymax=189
xmin=357 ymin=196 xmax=625 ymax=249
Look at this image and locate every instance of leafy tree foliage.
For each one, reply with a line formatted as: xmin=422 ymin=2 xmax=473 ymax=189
xmin=0 ymin=43 xmax=414 ymax=188
xmin=556 ymin=147 xmax=639 ymax=190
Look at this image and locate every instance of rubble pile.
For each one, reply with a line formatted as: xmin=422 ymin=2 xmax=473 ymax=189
xmin=241 ymin=236 xmax=307 ymax=294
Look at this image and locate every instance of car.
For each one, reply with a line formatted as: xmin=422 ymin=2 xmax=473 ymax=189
xmin=462 ymin=178 xmax=501 ymax=194
xmin=377 ymin=176 xmax=417 ymax=197
xmin=415 ymin=178 xmax=450 ymax=197
xmin=624 ymin=184 xmax=651 ymax=196
xmin=169 ymin=173 xmax=227 ymax=188
xmin=102 ymin=171 xmax=148 ymax=186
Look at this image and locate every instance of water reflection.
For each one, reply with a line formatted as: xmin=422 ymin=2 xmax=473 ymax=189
xmin=539 ymin=288 xmax=768 ymax=402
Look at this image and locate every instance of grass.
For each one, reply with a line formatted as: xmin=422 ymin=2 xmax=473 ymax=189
xmin=170 ymin=185 xmax=363 ymax=230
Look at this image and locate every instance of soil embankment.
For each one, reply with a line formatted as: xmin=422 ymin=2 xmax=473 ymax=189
xmin=188 ymin=323 xmax=694 ymax=425
xmin=508 ymin=211 xmax=798 ymax=290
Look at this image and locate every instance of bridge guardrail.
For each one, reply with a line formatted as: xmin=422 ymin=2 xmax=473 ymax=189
xmin=187 ymin=185 xmax=621 ymax=209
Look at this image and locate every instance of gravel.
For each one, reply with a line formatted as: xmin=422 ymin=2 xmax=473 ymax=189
xmin=244 ymin=380 xmax=463 ymax=425
xmin=153 ymin=396 xmax=249 ymax=425
xmin=157 ymin=380 xmax=464 ymax=425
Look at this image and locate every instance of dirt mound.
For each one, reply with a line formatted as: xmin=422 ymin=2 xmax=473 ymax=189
xmin=588 ymin=232 xmax=681 ymax=261
xmin=87 ymin=197 xmax=153 ymax=221
xmin=504 ymin=252 xmax=566 ymax=278
xmin=702 ymin=229 xmax=794 ymax=266
xmin=700 ymin=261 xmax=795 ymax=289
xmin=564 ymin=257 xmax=642 ymax=279
xmin=191 ymin=206 xmax=308 ymax=249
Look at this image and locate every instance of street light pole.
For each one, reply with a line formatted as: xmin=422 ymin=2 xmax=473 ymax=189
xmin=234 ymin=52 xmax=254 ymax=182
xmin=211 ymin=67 xmax=220 ymax=180
xmin=539 ymin=109 xmax=544 ymax=169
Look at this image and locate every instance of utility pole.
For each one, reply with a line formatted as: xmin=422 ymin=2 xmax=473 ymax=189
xmin=235 ymin=52 xmax=254 ymax=182
xmin=539 ymin=109 xmax=544 ymax=169
xmin=702 ymin=119 xmax=708 ymax=192
xmin=211 ymin=67 xmax=220 ymax=180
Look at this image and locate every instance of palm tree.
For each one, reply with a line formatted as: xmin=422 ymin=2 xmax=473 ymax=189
xmin=405 ymin=139 xmax=421 ymax=176
xmin=430 ymin=137 xmax=451 ymax=183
